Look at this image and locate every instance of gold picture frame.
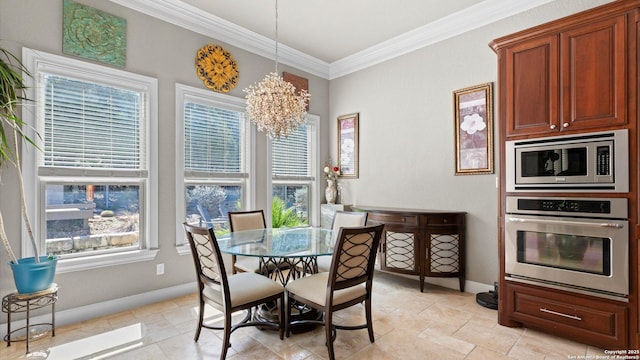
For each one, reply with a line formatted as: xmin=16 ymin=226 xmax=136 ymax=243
xmin=453 ymin=83 xmax=494 ymax=175
xmin=337 ymin=113 xmax=359 ymax=178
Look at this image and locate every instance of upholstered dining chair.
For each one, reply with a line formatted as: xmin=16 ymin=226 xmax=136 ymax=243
xmin=316 ymin=211 xmax=369 ymax=272
xmin=284 ymin=224 xmax=384 ymax=360
xmin=183 ymin=223 xmax=284 ymax=360
xmin=227 ymin=210 xmax=267 ymax=274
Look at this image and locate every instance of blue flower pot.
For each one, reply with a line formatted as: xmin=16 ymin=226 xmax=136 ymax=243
xmin=9 ymin=256 xmax=58 ymax=294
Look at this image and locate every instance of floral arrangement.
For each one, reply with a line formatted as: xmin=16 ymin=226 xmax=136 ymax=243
xmin=323 ymin=160 xmax=340 ymax=181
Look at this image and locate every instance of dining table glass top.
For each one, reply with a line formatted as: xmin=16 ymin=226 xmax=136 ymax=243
xmin=216 ymin=227 xmax=336 ymax=258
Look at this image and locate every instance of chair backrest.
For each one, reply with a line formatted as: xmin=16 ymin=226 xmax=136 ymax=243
xmin=331 ymin=211 xmax=368 ymax=231
xmin=197 ymin=204 xmax=213 ymax=228
xmin=228 ymin=210 xmax=267 ymax=231
xmin=328 ymin=224 xmax=384 ymax=292
xmin=183 ymin=223 xmax=230 ymax=306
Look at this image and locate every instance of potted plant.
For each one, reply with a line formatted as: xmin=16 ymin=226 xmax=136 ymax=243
xmin=0 ymin=47 xmax=57 ymax=294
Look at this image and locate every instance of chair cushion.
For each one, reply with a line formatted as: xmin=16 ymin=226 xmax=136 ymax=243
xmin=234 ymin=256 xmax=261 ymax=272
xmin=203 ymin=272 xmax=283 ymax=307
xmin=285 ymin=272 xmax=366 ymax=307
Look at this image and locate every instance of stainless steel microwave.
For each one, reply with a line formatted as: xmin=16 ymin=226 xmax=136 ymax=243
xmin=505 ymin=129 xmax=628 ymax=192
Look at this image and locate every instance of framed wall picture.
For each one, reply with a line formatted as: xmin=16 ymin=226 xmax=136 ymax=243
xmin=337 ymin=113 xmax=359 ymax=178
xmin=453 ymin=83 xmax=494 ymax=175
xmin=63 ymin=0 xmax=126 ymax=67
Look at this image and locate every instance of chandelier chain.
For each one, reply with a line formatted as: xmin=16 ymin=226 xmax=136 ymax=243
xmin=243 ymin=0 xmax=310 ymax=139
xmin=274 ymin=0 xmax=279 ymax=73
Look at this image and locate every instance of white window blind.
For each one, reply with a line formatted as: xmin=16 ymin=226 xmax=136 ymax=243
xmin=184 ymin=102 xmax=243 ymax=174
xmin=272 ymin=123 xmax=311 ymax=178
xmin=42 ymin=75 xmax=144 ymax=170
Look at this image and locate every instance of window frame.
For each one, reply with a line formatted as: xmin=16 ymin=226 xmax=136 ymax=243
xmin=269 ymin=114 xmax=320 ymax=227
xmin=21 ymin=48 xmax=159 ymax=273
xmin=175 ymin=83 xmax=254 ymax=254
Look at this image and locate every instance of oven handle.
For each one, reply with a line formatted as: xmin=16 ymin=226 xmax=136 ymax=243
xmin=507 ymin=216 xmax=624 ymax=229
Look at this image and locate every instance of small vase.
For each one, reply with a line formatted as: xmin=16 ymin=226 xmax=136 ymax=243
xmin=325 ymin=180 xmax=337 ymax=204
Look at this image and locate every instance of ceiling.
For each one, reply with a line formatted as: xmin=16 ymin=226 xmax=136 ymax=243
xmin=112 ymin=0 xmax=560 ymax=79
xmin=180 ymin=0 xmax=487 ymax=63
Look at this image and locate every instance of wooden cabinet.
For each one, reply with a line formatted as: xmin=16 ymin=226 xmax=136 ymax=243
xmin=491 ymin=0 xmax=639 ymax=350
xmin=503 ymin=34 xmax=559 ymax=137
xmin=352 ymin=206 xmax=466 ymax=292
xmin=505 ymin=282 xmax=628 ymax=349
xmin=494 ymin=11 xmax=629 ymax=138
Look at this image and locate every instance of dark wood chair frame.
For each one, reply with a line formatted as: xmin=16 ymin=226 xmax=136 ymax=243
xmin=285 ymin=224 xmax=384 ymax=360
xmin=183 ymin=223 xmax=284 ymax=359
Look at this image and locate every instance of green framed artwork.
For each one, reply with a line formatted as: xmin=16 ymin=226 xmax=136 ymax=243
xmin=63 ymin=0 xmax=126 ymax=67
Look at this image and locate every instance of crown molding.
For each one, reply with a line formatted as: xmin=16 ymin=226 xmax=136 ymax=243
xmin=111 ymin=0 xmax=556 ymax=80
xmin=329 ymin=0 xmax=556 ymax=79
xmin=110 ymin=0 xmax=330 ymax=78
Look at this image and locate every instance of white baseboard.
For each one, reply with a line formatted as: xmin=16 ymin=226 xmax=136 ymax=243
xmin=376 ymin=267 xmax=495 ymax=294
xmin=0 ymin=282 xmax=196 ymax=339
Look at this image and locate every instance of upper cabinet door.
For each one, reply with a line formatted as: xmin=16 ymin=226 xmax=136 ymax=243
xmin=560 ymin=14 xmax=627 ymax=131
xmin=504 ymin=35 xmax=559 ymax=137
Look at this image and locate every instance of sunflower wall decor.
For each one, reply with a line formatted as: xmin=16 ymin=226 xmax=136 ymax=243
xmin=195 ymin=44 xmax=239 ymax=93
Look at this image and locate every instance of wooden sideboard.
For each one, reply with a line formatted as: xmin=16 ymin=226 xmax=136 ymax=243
xmin=352 ymin=206 xmax=466 ymax=292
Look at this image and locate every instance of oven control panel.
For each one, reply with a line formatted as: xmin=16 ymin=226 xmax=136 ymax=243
xmin=506 ymin=196 xmax=627 ymax=219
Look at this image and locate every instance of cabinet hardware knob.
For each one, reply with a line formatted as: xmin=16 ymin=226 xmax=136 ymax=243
xmin=563 ymin=122 xmax=569 ymax=128
xmin=549 ymin=124 xmax=556 ymax=129
xmin=402 ymin=218 xmax=406 ymax=222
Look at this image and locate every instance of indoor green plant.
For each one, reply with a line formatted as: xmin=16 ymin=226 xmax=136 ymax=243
xmin=0 ymin=47 xmax=57 ymax=294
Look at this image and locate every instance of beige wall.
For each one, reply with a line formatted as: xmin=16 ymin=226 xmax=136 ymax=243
xmin=0 ymin=0 xmax=330 ymax=320
xmin=0 ymin=0 xmax=612 ymax=325
xmin=329 ymin=0 xmax=612 ymax=288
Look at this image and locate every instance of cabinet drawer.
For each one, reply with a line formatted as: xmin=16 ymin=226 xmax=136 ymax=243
xmin=367 ymin=213 xmax=418 ymax=226
xmin=507 ymin=283 xmax=627 ymax=348
xmin=426 ymin=215 xmax=458 ymax=225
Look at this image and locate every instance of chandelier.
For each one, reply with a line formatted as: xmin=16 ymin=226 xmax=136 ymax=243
xmin=244 ymin=0 xmax=310 ymax=139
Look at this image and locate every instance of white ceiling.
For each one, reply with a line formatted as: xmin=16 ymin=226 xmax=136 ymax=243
xmin=180 ymin=0 xmax=487 ymax=63
xmin=111 ymin=0 xmax=558 ymax=79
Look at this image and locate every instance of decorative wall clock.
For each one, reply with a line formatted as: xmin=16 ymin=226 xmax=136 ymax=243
xmin=195 ymin=44 xmax=239 ymax=93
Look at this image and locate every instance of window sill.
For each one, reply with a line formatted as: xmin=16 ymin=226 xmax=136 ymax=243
xmin=55 ymin=249 xmax=159 ymax=273
xmin=176 ymin=244 xmax=191 ymax=256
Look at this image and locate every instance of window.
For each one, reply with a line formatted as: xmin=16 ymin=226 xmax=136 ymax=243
xmin=176 ymin=84 xmax=251 ymax=248
xmin=22 ymin=48 xmax=158 ymax=271
xmin=271 ymin=115 xmax=319 ymax=228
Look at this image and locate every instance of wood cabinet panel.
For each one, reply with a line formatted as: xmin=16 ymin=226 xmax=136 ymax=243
xmin=506 ymin=282 xmax=628 ymax=349
xmin=504 ymin=35 xmax=559 ymax=136
xmin=367 ymin=212 xmax=418 ymax=226
xmin=497 ymin=12 xmax=629 ymax=139
xmin=353 ymin=206 xmax=465 ymax=292
xmin=561 ymin=14 xmax=627 ymax=130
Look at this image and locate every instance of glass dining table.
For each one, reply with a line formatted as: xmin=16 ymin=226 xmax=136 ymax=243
xmin=216 ymin=226 xmax=336 ymax=284
xmin=216 ymin=226 xmax=336 ymax=331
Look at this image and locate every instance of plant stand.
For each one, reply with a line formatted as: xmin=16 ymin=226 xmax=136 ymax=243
xmin=2 ymin=284 xmax=58 ymax=354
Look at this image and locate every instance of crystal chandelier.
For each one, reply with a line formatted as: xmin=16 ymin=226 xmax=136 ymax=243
xmin=244 ymin=0 xmax=310 ymax=139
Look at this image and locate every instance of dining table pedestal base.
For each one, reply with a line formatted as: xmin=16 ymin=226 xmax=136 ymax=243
xmin=256 ymin=256 xmax=324 ymax=333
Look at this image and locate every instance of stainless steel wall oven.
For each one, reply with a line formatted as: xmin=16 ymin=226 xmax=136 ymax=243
xmin=505 ymin=196 xmax=629 ymax=300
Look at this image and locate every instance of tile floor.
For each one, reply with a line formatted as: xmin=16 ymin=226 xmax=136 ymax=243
xmin=1 ymin=272 xmax=610 ymax=359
